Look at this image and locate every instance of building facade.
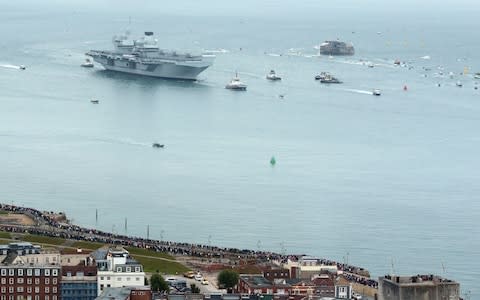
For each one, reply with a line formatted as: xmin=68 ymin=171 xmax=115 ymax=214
xmin=378 ymin=275 xmax=460 ymax=300
xmin=0 ymin=242 xmax=61 ymax=300
xmin=94 ymin=247 xmax=146 ymax=295
xmin=61 ymin=265 xmax=97 ymax=300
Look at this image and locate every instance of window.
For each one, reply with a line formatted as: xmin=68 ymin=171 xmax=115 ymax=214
xmin=45 ymin=278 xmax=50 ymax=284
xmin=52 ymin=269 xmax=58 ymax=276
xmin=45 ymin=296 xmax=49 ymax=300
xmin=126 ymin=267 xmax=131 ymax=272
xmin=1 ymin=278 xmax=5 ymax=284
xmin=100 ymin=276 xmax=104 ymax=280
xmin=27 ymin=287 xmax=32 ymax=293
xmin=27 ymin=269 xmax=32 ymax=276
xmin=53 ymin=287 xmax=57 ymax=293
xmin=35 ymin=296 xmax=40 ymax=300
xmin=45 ymin=287 xmax=50 ymax=293
xmin=34 ymin=269 xmax=40 ymax=276
xmin=53 ymin=297 xmax=57 ymax=300
xmin=116 ymin=267 xmax=122 ymax=272
xmin=35 ymin=278 xmax=40 ymax=284
xmin=17 ymin=287 xmax=23 ymax=293
xmin=8 ymin=269 xmax=14 ymax=276
xmin=136 ymin=277 xmax=140 ymax=281
xmin=9 ymin=278 xmax=13 ymax=284
xmin=18 ymin=269 xmax=23 ymax=276
xmin=17 ymin=277 xmax=23 ymax=284
xmin=52 ymin=278 xmax=57 ymax=284
xmin=27 ymin=278 xmax=32 ymax=284
xmin=8 ymin=287 xmax=13 ymax=293
xmin=1 ymin=287 xmax=5 ymax=293
xmin=35 ymin=287 xmax=40 ymax=293
xmin=117 ymin=277 xmax=122 ymax=281
xmin=107 ymin=276 xmax=110 ymax=280
xmin=45 ymin=269 xmax=50 ymax=276
xmin=135 ymin=267 xmax=140 ymax=272
xmin=100 ymin=284 xmax=104 ymax=291
xmin=0 ymin=269 xmax=5 ymax=276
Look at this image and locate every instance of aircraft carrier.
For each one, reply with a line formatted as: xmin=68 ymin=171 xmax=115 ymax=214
xmin=87 ymin=31 xmax=215 ymax=80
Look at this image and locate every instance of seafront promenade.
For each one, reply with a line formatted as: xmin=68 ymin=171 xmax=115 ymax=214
xmin=0 ymin=203 xmax=378 ymax=291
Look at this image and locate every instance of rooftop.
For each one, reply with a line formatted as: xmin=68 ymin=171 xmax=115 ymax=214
xmin=381 ymin=275 xmax=458 ymax=286
xmin=240 ymin=275 xmax=273 ymax=287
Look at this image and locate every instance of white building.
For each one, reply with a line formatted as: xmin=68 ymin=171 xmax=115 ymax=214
xmin=94 ymin=247 xmax=145 ymax=295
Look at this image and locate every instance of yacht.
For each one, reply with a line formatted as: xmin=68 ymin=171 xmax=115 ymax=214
xmin=266 ymin=70 xmax=281 ymax=81
xmin=320 ymin=74 xmax=342 ymax=84
xmin=315 ymin=72 xmax=330 ymax=80
xmin=225 ymin=73 xmax=247 ymax=91
xmin=81 ymin=58 xmax=94 ymax=68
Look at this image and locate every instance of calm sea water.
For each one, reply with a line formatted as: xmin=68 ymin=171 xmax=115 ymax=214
xmin=1 ymin=1 xmax=479 ymax=297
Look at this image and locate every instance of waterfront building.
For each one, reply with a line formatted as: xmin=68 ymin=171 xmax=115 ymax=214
xmin=283 ymin=256 xmax=338 ymax=279
xmin=334 ymin=276 xmax=352 ymax=299
xmin=61 ymin=265 xmax=97 ymax=300
xmin=378 ymin=275 xmax=460 ymax=300
xmin=0 ymin=242 xmax=61 ymax=300
xmin=93 ymin=247 xmax=146 ymax=295
xmin=237 ymin=274 xmax=290 ymax=295
xmin=312 ymin=274 xmax=335 ymax=298
xmin=96 ymin=286 xmax=152 ymax=300
xmin=262 ymin=267 xmax=290 ymax=282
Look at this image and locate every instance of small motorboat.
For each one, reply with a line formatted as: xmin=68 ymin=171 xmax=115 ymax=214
xmin=81 ymin=58 xmax=94 ymax=68
xmin=315 ymin=72 xmax=330 ymax=80
xmin=152 ymin=143 xmax=164 ymax=148
xmin=320 ymin=74 xmax=342 ymax=84
xmin=394 ymin=59 xmax=401 ymax=65
xmin=373 ymin=89 xmax=381 ymax=96
xmin=19 ymin=65 xmax=26 ymax=70
xmin=367 ymin=62 xmax=375 ymax=68
xmin=90 ymin=99 xmax=99 ymax=104
xmin=225 ymin=73 xmax=247 ymax=91
xmin=456 ymin=81 xmax=463 ymax=87
xmin=474 ymin=73 xmax=480 ymax=79
xmin=266 ymin=70 xmax=282 ymax=81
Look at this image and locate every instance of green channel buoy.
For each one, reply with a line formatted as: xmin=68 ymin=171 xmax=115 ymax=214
xmin=270 ymin=156 xmax=276 ymax=166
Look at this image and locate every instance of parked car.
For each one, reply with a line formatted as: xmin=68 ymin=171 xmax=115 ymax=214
xmin=183 ymin=271 xmax=195 ymax=278
xmin=201 ymin=279 xmax=209 ymax=285
xmin=194 ymin=274 xmax=203 ymax=281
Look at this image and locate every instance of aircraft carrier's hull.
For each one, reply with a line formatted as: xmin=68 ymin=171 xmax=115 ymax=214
xmin=90 ymin=55 xmax=213 ymax=80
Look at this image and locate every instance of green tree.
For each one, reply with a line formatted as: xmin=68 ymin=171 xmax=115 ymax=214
xmin=217 ymin=269 xmax=239 ymax=293
xmin=190 ymin=283 xmax=200 ymax=294
xmin=150 ymin=272 xmax=169 ymax=293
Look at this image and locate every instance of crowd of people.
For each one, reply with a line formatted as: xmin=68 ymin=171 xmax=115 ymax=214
xmin=0 ymin=203 xmax=378 ymax=288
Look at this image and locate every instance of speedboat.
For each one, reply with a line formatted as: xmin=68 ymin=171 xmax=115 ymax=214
xmin=225 ymin=73 xmax=247 ymax=91
xmin=320 ymin=74 xmax=342 ymax=84
xmin=90 ymin=99 xmax=99 ymax=104
xmin=373 ymin=89 xmax=381 ymax=96
xmin=456 ymin=81 xmax=463 ymax=87
xmin=152 ymin=143 xmax=164 ymax=148
xmin=81 ymin=58 xmax=94 ymax=68
xmin=315 ymin=72 xmax=330 ymax=80
xmin=266 ymin=70 xmax=281 ymax=81
xmin=367 ymin=62 xmax=375 ymax=68
xmin=474 ymin=73 xmax=480 ymax=79
xmin=19 ymin=65 xmax=26 ymax=70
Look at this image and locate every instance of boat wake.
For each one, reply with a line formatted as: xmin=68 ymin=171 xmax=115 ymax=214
xmin=0 ymin=63 xmax=22 ymax=70
xmin=342 ymin=88 xmax=374 ymax=95
xmin=90 ymin=136 xmax=152 ymax=148
xmin=203 ymin=48 xmax=229 ymax=54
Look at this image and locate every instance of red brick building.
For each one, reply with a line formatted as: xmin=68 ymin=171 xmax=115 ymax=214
xmin=0 ymin=242 xmax=61 ymax=300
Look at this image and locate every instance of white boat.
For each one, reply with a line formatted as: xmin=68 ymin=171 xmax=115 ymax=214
xmin=81 ymin=58 xmax=94 ymax=68
xmin=19 ymin=65 xmax=26 ymax=70
xmin=266 ymin=70 xmax=281 ymax=81
xmin=225 ymin=73 xmax=247 ymax=91
xmin=367 ymin=62 xmax=375 ymax=68
xmin=373 ymin=89 xmax=381 ymax=96
xmin=474 ymin=73 xmax=480 ymax=79
xmin=456 ymin=81 xmax=463 ymax=87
